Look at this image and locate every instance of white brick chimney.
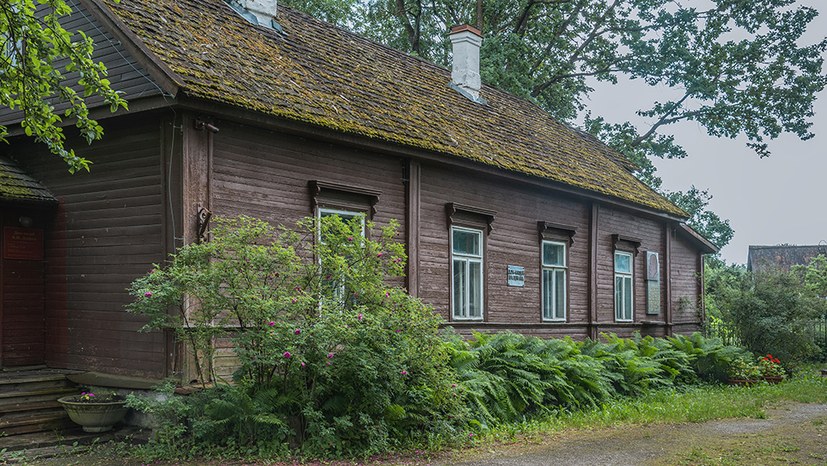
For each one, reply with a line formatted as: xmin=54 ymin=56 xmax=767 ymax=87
xmin=227 ymin=0 xmax=278 ymax=28
xmin=449 ymin=24 xmax=485 ymax=103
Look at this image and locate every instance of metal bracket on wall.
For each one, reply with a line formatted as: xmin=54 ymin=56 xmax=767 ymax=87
xmin=197 ymin=206 xmax=212 ymax=242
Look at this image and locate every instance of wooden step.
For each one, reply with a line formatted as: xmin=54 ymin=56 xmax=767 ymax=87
xmin=0 ymin=388 xmax=79 ymax=411
xmin=0 ymin=378 xmax=71 ymax=395
xmin=0 ymin=425 xmax=148 ymax=458
xmin=0 ymin=387 xmax=78 ymax=402
xmin=0 ymin=409 xmax=72 ymax=436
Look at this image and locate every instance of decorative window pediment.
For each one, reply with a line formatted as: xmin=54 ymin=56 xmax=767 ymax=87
xmin=445 ymin=202 xmax=496 ymax=234
xmin=612 ymin=234 xmax=642 ymax=255
xmin=537 ymin=221 xmax=576 ymax=246
xmin=308 ymin=180 xmax=381 ymax=218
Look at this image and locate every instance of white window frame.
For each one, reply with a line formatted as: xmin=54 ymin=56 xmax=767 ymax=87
xmin=316 ymin=207 xmax=366 ymax=239
xmin=541 ymin=240 xmax=567 ymax=322
xmin=316 ymin=207 xmax=366 ymax=305
xmin=614 ymin=251 xmax=634 ymax=322
xmin=451 ymin=226 xmax=484 ymax=321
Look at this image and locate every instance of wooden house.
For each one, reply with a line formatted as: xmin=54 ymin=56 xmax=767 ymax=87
xmin=0 ymin=0 xmax=717 ymax=383
xmin=747 ymin=244 xmax=827 ymax=273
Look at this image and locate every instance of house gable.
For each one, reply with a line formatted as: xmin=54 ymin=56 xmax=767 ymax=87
xmin=0 ymin=0 xmax=174 ymax=129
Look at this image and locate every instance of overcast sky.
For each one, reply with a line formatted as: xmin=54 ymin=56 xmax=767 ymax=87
xmin=583 ymin=2 xmax=827 ymax=265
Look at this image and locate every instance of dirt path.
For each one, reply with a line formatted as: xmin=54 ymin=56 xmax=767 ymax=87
xmin=18 ymin=403 xmax=827 ymax=465
xmin=447 ymin=403 xmax=827 ymax=466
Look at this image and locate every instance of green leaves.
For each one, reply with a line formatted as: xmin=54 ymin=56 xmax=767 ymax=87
xmin=449 ymin=331 xmax=751 ymax=429
xmin=0 ymin=0 xmax=127 ymax=172
xmin=128 ymin=215 xmax=466 ymax=457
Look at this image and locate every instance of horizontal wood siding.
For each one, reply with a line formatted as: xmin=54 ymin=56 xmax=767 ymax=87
xmin=210 ymin=120 xmax=407 ymax=264
xmin=0 ymin=0 xmax=163 ymax=126
xmin=671 ymin=233 xmax=702 ymax=333
xmin=596 ymin=206 xmax=667 ymax=336
xmin=418 ymin=165 xmax=590 ymax=338
xmin=13 ymin=118 xmax=167 ymax=377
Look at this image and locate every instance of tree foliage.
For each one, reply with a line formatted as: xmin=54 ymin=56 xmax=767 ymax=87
xmin=128 ymin=215 xmax=465 ymax=457
xmin=705 ymin=258 xmax=827 ymax=364
xmin=283 ymin=0 xmax=826 ymax=249
xmin=285 ymin=0 xmax=825 ymax=160
xmin=0 ymin=0 xmax=127 ymax=172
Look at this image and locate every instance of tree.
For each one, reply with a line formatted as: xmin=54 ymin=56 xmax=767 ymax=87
xmin=282 ymin=0 xmax=826 ymax=249
xmin=0 ymin=0 xmax=127 ymax=173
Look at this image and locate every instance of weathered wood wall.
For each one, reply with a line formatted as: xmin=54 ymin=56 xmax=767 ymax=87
xmin=671 ymin=232 xmax=703 ymax=333
xmin=209 ymin=120 xmax=407 ymax=245
xmin=418 ymin=165 xmax=592 ymax=338
xmin=12 ymin=117 xmax=168 ymax=377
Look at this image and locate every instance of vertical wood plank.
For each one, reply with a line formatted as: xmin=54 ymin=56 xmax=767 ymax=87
xmin=664 ymin=222 xmax=673 ymax=335
xmin=405 ymin=159 xmax=421 ymax=296
xmin=589 ymin=203 xmax=599 ymax=339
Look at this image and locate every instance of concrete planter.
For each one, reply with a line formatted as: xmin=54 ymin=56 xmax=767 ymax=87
xmin=57 ymin=396 xmax=129 ymax=432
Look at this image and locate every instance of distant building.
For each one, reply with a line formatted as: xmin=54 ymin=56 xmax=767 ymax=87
xmin=747 ymin=245 xmax=827 ymax=273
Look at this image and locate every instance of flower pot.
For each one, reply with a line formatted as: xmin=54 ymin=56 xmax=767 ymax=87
xmin=763 ymin=376 xmax=784 ymax=384
xmin=727 ymin=378 xmax=760 ymax=386
xmin=57 ymin=396 xmax=129 ymax=433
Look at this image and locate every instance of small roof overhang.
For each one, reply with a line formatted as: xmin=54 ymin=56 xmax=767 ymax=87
xmin=0 ymin=156 xmax=57 ymax=206
xmin=677 ymin=223 xmax=718 ymax=255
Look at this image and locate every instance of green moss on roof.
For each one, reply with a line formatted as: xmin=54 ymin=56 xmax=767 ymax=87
xmin=104 ymin=0 xmax=686 ymax=217
xmin=0 ymin=156 xmax=56 ymax=203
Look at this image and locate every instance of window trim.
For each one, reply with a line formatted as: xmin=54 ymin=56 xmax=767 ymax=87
xmin=316 ymin=207 xmax=366 ymax=238
xmin=614 ymin=250 xmax=634 ymax=322
xmin=450 ymin=225 xmax=485 ymax=321
xmin=308 ymin=180 xmax=381 ymax=219
xmin=541 ymin=240 xmax=567 ymax=322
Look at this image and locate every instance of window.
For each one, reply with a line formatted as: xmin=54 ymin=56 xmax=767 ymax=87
xmin=317 ymin=207 xmax=365 ymax=238
xmin=614 ymin=251 xmax=633 ymax=321
xmin=316 ymin=208 xmax=365 ymax=304
xmin=451 ymin=226 xmax=483 ymax=320
xmin=542 ymin=241 xmax=566 ymax=321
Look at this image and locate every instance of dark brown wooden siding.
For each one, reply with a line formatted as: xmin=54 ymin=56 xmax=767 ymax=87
xmin=11 ymin=118 xmax=167 ymax=377
xmin=418 ymin=164 xmax=591 ymax=338
xmin=209 ymin=120 xmax=407 ymax=258
xmin=0 ymin=0 xmax=164 ymax=126
xmin=595 ymin=206 xmax=666 ymax=336
xmin=671 ymin=232 xmax=702 ymax=333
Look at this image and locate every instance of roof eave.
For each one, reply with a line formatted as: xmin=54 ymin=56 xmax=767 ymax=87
xmin=174 ymin=95 xmax=690 ymax=222
xmin=79 ymin=0 xmax=185 ymax=97
xmin=677 ymin=222 xmax=718 ymax=254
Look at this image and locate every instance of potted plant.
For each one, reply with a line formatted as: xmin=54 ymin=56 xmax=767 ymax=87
xmin=727 ymin=357 xmax=761 ymax=385
xmin=758 ymin=354 xmax=785 ymax=383
xmin=57 ymin=390 xmax=129 ymax=432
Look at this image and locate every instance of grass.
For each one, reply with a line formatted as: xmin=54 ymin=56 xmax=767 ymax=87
xmin=25 ymin=370 xmax=827 ymax=465
xmin=477 ymin=369 xmax=827 ymax=444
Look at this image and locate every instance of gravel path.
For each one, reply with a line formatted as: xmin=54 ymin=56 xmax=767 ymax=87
xmin=447 ymin=403 xmax=827 ymax=466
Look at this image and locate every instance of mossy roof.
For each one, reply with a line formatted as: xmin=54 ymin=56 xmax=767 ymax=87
xmin=0 ymin=156 xmax=56 ymax=204
xmin=103 ymin=0 xmax=686 ymax=217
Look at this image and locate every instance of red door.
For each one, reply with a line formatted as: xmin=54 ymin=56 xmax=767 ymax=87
xmin=0 ymin=209 xmax=46 ymax=368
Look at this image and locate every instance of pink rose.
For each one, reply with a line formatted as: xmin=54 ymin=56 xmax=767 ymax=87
xmin=283 ymin=351 xmax=292 ymax=359
xmin=294 ymin=328 xmax=301 ymax=335
xmin=144 ymin=291 xmax=152 ymax=298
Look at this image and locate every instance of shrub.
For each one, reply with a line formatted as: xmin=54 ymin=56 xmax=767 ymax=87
xmin=128 ymin=216 xmax=465 ymax=458
xmin=715 ymin=268 xmax=823 ymax=364
xmin=449 ymin=331 xmax=753 ymax=430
